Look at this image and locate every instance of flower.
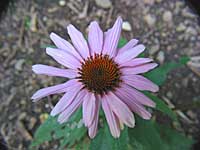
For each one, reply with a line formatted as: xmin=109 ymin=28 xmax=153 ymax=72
xmin=31 ymin=16 xmax=159 ymax=138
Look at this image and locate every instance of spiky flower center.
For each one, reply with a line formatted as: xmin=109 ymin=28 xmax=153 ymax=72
xmin=78 ymin=54 xmax=121 ymax=95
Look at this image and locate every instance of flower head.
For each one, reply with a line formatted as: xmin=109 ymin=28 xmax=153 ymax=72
xmin=32 ymin=17 xmax=159 ymax=138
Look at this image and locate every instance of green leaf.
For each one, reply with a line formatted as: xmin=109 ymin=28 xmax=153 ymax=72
xmin=179 ymin=56 xmax=190 ymax=65
xmin=30 ymin=108 xmax=87 ymax=149
xmin=129 ymin=118 xmax=163 ymax=150
xmin=156 ymin=124 xmax=194 ymax=150
xmin=90 ymin=124 xmax=129 ymax=150
xmin=58 ymin=120 xmax=87 ymax=149
xmin=75 ymin=137 xmax=90 ymax=150
xmin=129 ymin=117 xmax=193 ymax=150
xmin=24 ymin=16 xmax=31 ymax=30
xmin=144 ymin=92 xmax=177 ymax=121
xmin=143 ymin=57 xmax=190 ymax=120
xmin=145 ymin=61 xmax=180 ymax=86
xmin=30 ymin=115 xmax=59 ymax=147
xmin=40 ymin=44 xmax=56 ymax=49
xmin=145 ymin=57 xmax=190 ymax=86
xmin=118 ymin=38 xmax=127 ymax=48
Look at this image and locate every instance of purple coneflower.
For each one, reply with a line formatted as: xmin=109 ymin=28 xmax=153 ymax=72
xmin=32 ymin=17 xmax=159 ymax=138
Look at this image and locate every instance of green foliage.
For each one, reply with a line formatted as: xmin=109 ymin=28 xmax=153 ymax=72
xmin=89 ymin=117 xmax=193 ymax=150
xmin=40 ymin=44 xmax=56 ymax=49
xmin=24 ymin=16 xmax=31 ymax=30
xmin=90 ymin=124 xmax=129 ymax=150
xmin=144 ymin=92 xmax=177 ymax=121
xmin=128 ymin=117 xmax=193 ymax=150
xmin=118 ymin=37 xmax=128 ymax=48
xmin=145 ymin=57 xmax=190 ymax=86
xmin=31 ymin=115 xmax=58 ymax=146
xmin=156 ymin=123 xmax=194 ymax=150
xmin=30 ymin=108 xmax=86 ymax=149
xmin=179 ymin=56 xmax=190 ymax=65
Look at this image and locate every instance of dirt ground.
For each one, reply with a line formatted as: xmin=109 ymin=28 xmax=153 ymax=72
xmin=0 ymin=0 xmax=200 ymax=149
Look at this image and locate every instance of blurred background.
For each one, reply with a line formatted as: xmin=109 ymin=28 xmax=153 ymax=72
xmin=0 ymin=0 xmax=200 ymax=149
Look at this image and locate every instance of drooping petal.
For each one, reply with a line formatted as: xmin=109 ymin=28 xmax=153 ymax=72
xmin=102 ymin=16 xmax=123 ymax=57
xmin=82 ymin=92 xmax=90 ymax=126
xmin=58 ymin=89 xmax=87 ymax=123
xmin=117 ymin=39 xmax=139 ymax=55
xmin=122 ymin=75 xmax=159 ymax=92
xmin=119 ymin=84 xmax=155 ymax=107
xmin=50 ymin=83 xmax=82 ymax=116
xmin=102 ymin=95 xmax=120 ymax=138
xmin=32 ymin=64 xmax=77 ymax=78
xmin=115 ymin=44 xmax=145 ymax=64
xmin=67 ymin=25 xmax=90 ymax=59
xmin=50 ymin=32 xmax=83 ymax=60
xmin=46 ymin=47 xmax=81 ymax=69
xmin=106 ymin=93 xmax=135 ymax=127
xmin=115 ymin=88 xmax=152 ymax=120
xmin=121 ymin=63 xmax=158 ymax=75
xmin=88 ymin=96 xmax=100 ymax=138
xmin=82 ymin=93 xmax=96 ymax=127
xmin=31 ymin=79 xmax=78 ymax=101
xmin=88 ymin=21 xmax=103 ymax=55
xmin=120 ymin=58 xmax=153 ymax=67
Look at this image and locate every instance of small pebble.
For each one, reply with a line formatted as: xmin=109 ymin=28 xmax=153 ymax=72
xmin=95 ymin=0 xmax=112 ymax=9
xmin=149 ymin=45 xmax=160 ymax=55
xmin=143 ymin=0 xmax=154 ymax=5
xmin=19 ymin=112 xmax=27 ymax=120
xmin=156 ymin=51 xmax=165 ymax=64
xmin=122 ymin=21 xmax=132 ymax=31
xmin=29 ymin=117 xmax=37 ymax=129
xmin=20 ymin=100 xmax=26 ymax=105
xmin=30 ymin=13 xmax=37 ymax=32
xmin=144 ymin=14 xmax=156 ymax=27
xmin=186 ymin=27 xmax=197 ymax=35
xmin=182 ymin=8 xmax=196 ymax=18
xmin=166 ymin=91 xmax=173 ymax=99
xmin=15 ymin=59 xmax=25 ymax=71
xmin=176 ymin=23 xmax=186 ymax=32
xmin=39 ymin=113 xmax=49 ymax=123
xmin=163 ymin=11 xmax=173 ymax=23
xmin=59 ymin=0 xmax=66 ymax=6
xmin=182 ymin=78 xmax=189 ymax=88
xmin=186 ymin=110 xmax=197 ymax=120
xmin=155 ymin=0 xmax=162 ymax=3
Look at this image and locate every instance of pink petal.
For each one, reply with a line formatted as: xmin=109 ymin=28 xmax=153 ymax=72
xmin=102 ymin=16 xmax=123 ymax=58
xmin=88 ymin=21 xmax=103 ymax=55
xmin=117 ymin=39 xmax=139 ymax=55
xmin=31 ymin=79 xmax=78 ymax=101
xmin=67 ymin=25 xmax=90 ymax=59
xmin=58 ymin=89 xmax=87 ymax=123
xmin=122 ymin=75 xmax=159 ymax=92
xmin=115 ymin=88 xmax=152 ymax=120
xmin=119 ymin=84 xmax=155 ymax=107
xmin=32 ymin=64 xmax=77 ymax=78
xmin=120 ymin=58 xmax=153 ymax=67
xmin=88 ymin=96 xmax=100 ymax=138
xmin=115 ymin=44 xmax=145 ymax=64
xmin=46 ymin=47 xmax=81 ymax=69
xmin=82 ymin=93 xmax=96 ymax=127
xmin=121 ymin=63 xmax=158 ymax=75
xmin=102 ymin=96 xmax=120 ymax=138
xmin=50 ymin=83 xmax=82 ymax=116
xmin=106 ymin=93 xmax=135 ymax=127
xmin=50 ymin=32 xmax=83 ymax=60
